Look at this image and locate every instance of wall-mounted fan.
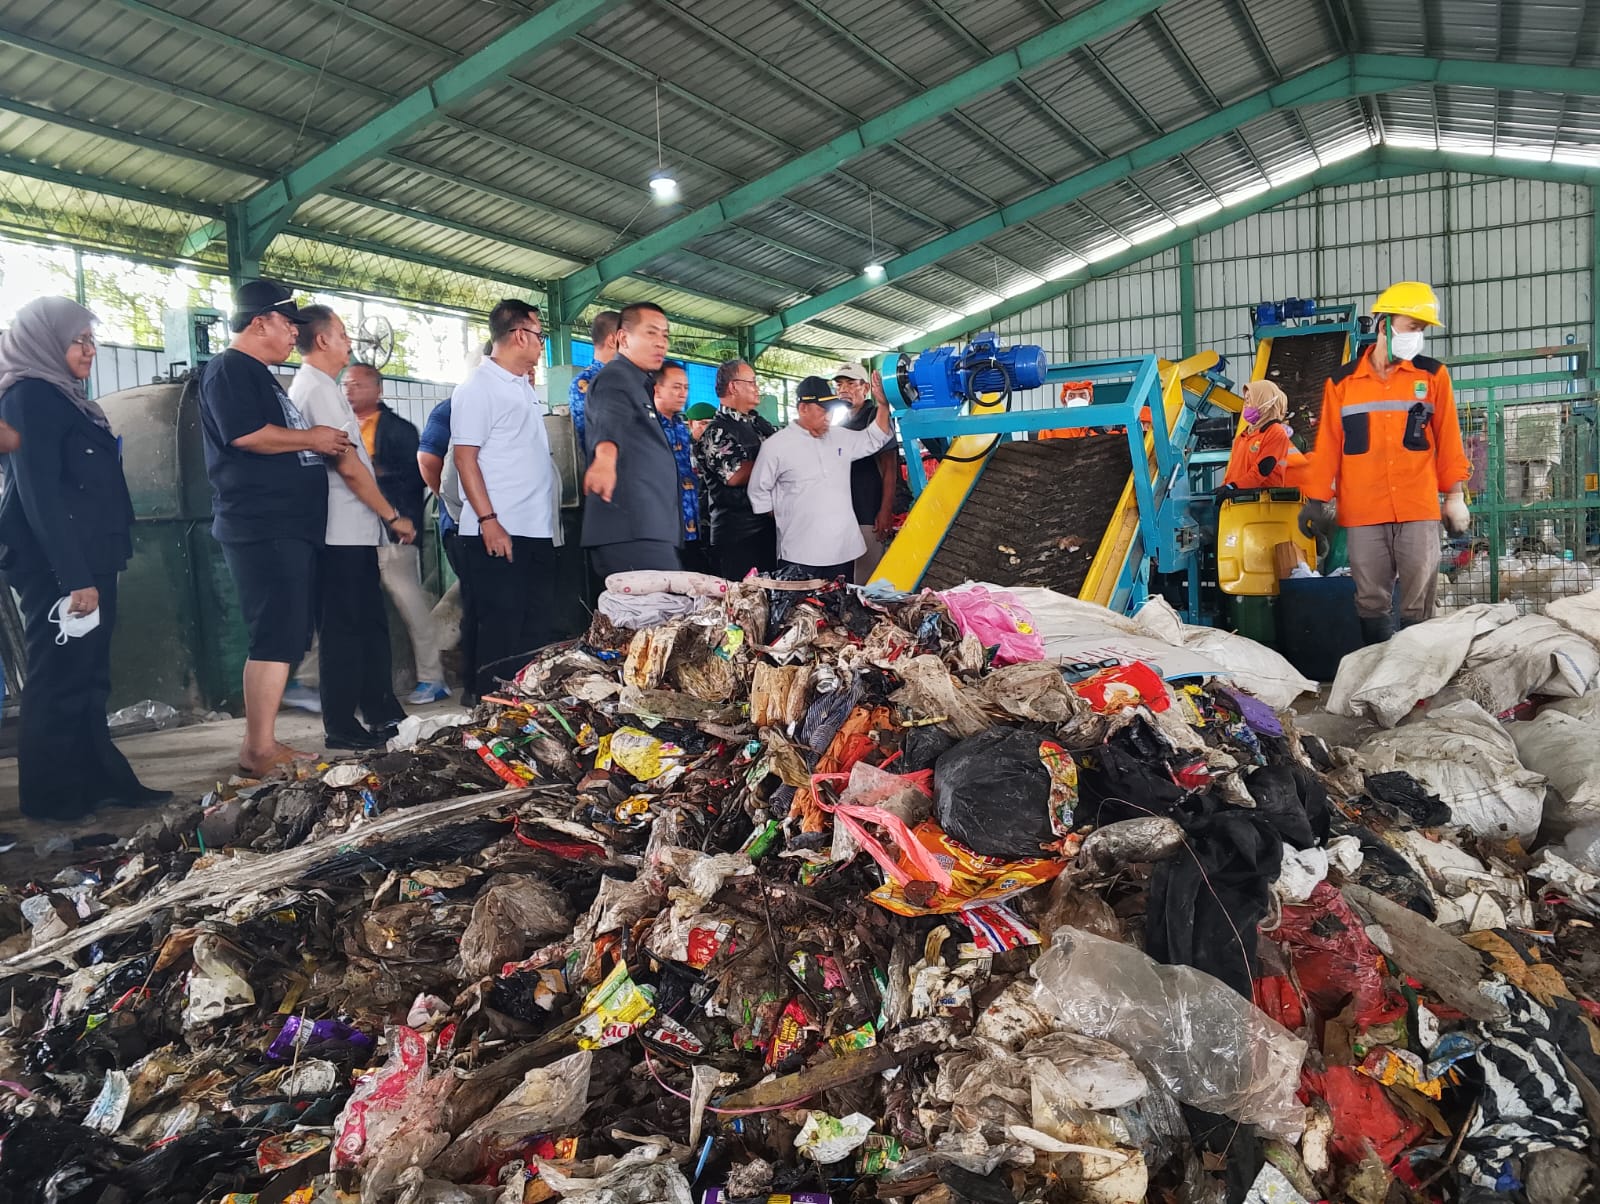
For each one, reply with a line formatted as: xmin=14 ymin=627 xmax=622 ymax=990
xmin=354 ymin=315 xmax=395 ymax=370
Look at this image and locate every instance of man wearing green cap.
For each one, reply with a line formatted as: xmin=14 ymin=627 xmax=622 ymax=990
xmin=684 ymin=401 xmax=717 ymax=567
xmin=685 ymin=400 xmax=717 ymax=437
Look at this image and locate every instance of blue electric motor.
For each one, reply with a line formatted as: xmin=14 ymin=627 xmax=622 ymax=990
xmin=1253 ymin=296 xmax=1317 ymax=327
xmin=885 ymin=332 xmax=1048 ymax=410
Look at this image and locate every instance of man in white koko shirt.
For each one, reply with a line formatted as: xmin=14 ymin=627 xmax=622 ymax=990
xmin=748 ymin=373 xmax=892 ymax=581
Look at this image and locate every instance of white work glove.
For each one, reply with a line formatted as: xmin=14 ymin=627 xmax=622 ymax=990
xmin=1442 ymin=490 xmax=1471 ymax=534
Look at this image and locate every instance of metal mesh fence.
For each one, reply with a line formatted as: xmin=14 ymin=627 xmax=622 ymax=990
xmin=1439 ymin=347 xmax=1597 ymax=613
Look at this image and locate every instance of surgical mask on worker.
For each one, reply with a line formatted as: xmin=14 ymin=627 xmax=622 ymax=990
xmin=1388 ymin=326 xmax=1425 ymax=362
xmin=1242 ymin=405 xmax=1262 ymax=425
xmin=49 ymin=596 xmax=100 ymax=646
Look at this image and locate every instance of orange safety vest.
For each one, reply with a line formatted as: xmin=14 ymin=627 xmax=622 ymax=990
xmin=1222 ymin=422 xmax=1308 ymax=490
xmin=1038 ymin=407 xmax=1148 ymax=441
xmin=1300 ymin=350 xmax=1471 ymax=527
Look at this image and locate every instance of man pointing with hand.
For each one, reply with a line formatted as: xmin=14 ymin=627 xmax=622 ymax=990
xmin=581 ymin=301 xmax=684 ymax=578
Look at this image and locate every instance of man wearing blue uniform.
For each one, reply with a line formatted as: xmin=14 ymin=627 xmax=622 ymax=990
xmin=568 ymin=310 xmax=621 ymax=453
xmin=652 ymin=359 xmax=706 ymax=573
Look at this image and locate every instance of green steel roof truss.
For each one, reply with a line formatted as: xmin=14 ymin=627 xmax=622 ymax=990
xmin=236 ymin=0 xmax=631 ymax=258
xmin=755 ymin=52 xmax=1600 ymax=353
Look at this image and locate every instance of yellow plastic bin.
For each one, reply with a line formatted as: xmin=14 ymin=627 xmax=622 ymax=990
xmin=1216 ymin=488 xmax=1317 ymax=596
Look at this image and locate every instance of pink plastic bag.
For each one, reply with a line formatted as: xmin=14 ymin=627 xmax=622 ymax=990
xmin=940 ymin=586 xmax=1046 ymax=665
xmin=332 ymin=1025 xmax=432 ymax=1170
xmin=811 ymin=771 xmax=951 ymax=888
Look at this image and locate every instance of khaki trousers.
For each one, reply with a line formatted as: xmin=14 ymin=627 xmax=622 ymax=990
xmin=854 ymin=524 xmax=888 ymax=585
xmin=378 ymin=543 xmax=444 ymax=684
xmin=1345 ymin=521 xmax=1442 ymax=622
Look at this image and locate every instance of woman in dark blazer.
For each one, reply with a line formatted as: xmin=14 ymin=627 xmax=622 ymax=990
xmin=0 ymin=297 xmax=168 ymax=822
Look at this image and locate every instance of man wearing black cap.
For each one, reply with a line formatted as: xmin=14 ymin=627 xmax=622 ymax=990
xmin=197 ymin=280 xmax=351 ymax=777
xmin=748 ymin=374 xmax=892 ymax=581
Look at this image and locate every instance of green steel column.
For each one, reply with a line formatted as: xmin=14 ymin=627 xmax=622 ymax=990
xmin=1487 ymin=390 xmax=1502 ymax=603
xmin=1178 ymin=239 xmax=1196 ymax=357
xmin=547 ymin=324 xmax=573 ymax=367
xmin=223 ymin=204 xmax=261 ymax=287
xmin=545 ymin=281 xmax=574 ymax=367
xmin=737 ymin=326 xmax=758 ymax=367
xmin=542 ymin=282 xmax=577 ymax=410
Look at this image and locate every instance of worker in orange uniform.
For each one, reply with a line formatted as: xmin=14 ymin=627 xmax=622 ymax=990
xmin=1297 ymin=282 xmax=1472 ymax=645
xmin=1220 ymin=380 xmax=1305 ymax=490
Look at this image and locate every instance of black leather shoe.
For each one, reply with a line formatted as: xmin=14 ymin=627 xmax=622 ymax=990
xmin=21 ymin=795 xmax=101 ymax=823
xmin=324 ymin=730 xmax=389 ymax=751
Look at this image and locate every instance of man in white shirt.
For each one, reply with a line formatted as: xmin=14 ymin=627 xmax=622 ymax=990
xmin=450 ymin=299 xmax=558 ymax=694
xmin=289 ymin=305 xmax=416 ymax=750
xmin=749 ymin=374 xmax=893 ymax=580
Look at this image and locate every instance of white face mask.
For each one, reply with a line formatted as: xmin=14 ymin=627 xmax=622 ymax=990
xmin=49 ymin=596 xmax=101 ymax=646
xmin=1389 ymin=328 xmax=1426 ymax=362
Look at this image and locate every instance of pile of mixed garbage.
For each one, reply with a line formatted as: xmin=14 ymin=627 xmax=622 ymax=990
xmin=4 ymin=569 xmax=1600 ymax=1204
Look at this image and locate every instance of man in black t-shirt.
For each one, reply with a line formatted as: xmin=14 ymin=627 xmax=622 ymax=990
xmin=197 ymin=280 xmax=350 ymax=777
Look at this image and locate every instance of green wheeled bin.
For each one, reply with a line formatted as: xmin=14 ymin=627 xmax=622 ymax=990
xmin=97 ymin=378 xmax=250 ymax=713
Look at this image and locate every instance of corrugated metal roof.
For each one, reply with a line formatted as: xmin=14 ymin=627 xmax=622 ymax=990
xmin=0 ymin=0 xmax=1596 ymax=349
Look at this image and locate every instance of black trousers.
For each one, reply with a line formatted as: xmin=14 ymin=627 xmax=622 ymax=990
xmin=8 ymin=567 xmax=145 ymax=818
xmin=588 ymin=540 xmax=683 ymax=580
xmin=460 ymin=534 xmax=557 ymax=694
xmin=442 ymin=529 xmax=475 ymax=696
xmin=679 ymin=542 xmax=712 ymax=576
xmin=317 ymin=545 xmax=404 ymax=738
xmin=715 ymin=521 xmax=776 ymax=581
xmin=780 ymin=559 xmax=855 ymax=582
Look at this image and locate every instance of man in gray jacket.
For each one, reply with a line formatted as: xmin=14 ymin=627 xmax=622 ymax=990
xmin=580 ymin=302 xmax=683 ymax=578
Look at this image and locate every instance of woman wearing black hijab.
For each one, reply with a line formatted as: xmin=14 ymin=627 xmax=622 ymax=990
xmin=0 ymin=297 xmax=168 ymax=822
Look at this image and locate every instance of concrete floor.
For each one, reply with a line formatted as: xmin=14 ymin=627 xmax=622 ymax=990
xmin=0 ymin=700 xmax=464 ymax=862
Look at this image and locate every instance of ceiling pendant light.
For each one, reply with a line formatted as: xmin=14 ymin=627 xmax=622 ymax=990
xmin=863 ymin=188 xmax=884 ymax=279
xmin=649 ymin=81 xmax=678 ymax=202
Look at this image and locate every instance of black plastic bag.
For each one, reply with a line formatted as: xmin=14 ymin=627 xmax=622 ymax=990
xmin=900 ymin=726 xmax=955 ymax=773
xmin=1146 ymin=795 xmax=1283 ymax=998
xmin=1364 ymin=771 xmax=1452 ymax=828
xmin=933 ymin=726 xmax=1058 ymax=858
xmin=1075 ymin=729 xmax=1187 ymax=826
xmin=1243 ymin=763 xmax=1331 ymax=850
xmin=1340 ymin=823 xmax=1436 ymax=918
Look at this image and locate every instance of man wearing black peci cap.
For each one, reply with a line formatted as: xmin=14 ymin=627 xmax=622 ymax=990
xmin=197 ymin=279 xmax=352 ymax=777
xmin=748 ymin=373 xmax=892 ymax=582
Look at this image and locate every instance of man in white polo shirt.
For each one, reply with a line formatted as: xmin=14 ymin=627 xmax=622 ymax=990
xmin=749 ymin=373 xmax=892 ymax=581
xmin=288 ymin=304 xmax=416 ymax=751
xmin=450 ymin=299 xmax=558 ymax=694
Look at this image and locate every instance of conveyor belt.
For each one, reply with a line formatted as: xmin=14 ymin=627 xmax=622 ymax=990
xmin=1256 ymin=329 xmax=1349 ymax=446
xmin=873 ymin=355 xmax=1223 ymax=610
xmin=921 ymin=438 xmax=1132 ymax=596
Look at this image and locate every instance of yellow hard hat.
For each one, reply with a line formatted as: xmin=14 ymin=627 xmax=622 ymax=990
xmin=1372 ymin=281 xmax=1443 ymax=327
